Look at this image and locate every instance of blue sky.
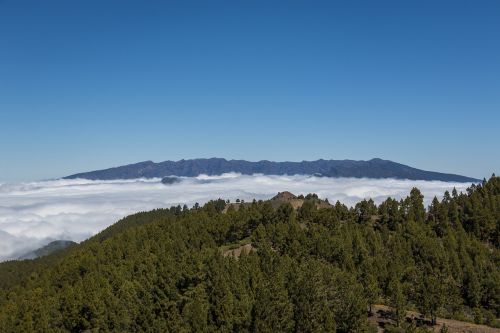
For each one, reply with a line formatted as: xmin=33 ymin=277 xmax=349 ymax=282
xmin=1 ymin=0 xmax=499 ymax=181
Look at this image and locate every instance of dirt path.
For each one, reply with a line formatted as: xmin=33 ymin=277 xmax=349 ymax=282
xmin=371 ymin=304 xmax=500 ymax=333
xmin=222 ymin=243 xmax=254 ymax=258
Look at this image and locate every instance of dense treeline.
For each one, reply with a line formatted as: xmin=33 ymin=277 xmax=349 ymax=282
xmin=0 ymin=176 xmax=498 ymax=332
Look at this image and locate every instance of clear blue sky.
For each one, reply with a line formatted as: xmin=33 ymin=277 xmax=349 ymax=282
xmin=1 ymin=0 xmax=499 ymax=181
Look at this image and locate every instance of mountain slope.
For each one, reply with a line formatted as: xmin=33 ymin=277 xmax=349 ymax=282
xmin=65 ymin=158 xmax=478 ymax=182
xmin=18 ymin=240 xmax=76 ymax=260
xmin=0 ymin=177 xmax=498 ymax=332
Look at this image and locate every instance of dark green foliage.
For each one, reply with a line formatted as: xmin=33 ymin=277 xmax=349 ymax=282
xmin=0 ymin=176 xmax=499 ymax=332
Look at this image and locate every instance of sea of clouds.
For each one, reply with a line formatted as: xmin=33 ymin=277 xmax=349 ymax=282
xmin=0 ymin=174 xmax=473 ymax=261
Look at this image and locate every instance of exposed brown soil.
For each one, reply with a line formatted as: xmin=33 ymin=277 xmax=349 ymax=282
xmin=272 ymin=191 xmax=297 ymax=201
xmin=270 ymin=192 xmax=331 ymax=210
xmin=222 ymin=243 xmax=255 ymax=258
xmin=223 ymin=192 xmax=332 ymax=213
xmin=370 ymin=304 xmax=500 ymax=333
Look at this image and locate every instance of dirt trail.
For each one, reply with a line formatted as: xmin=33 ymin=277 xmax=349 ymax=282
xmin=222 ymin=243 xmax=254 ymax=258
xmin=371 ymin=304 xmax=500 ymax=333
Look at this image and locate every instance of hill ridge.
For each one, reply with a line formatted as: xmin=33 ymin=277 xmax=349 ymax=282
xmin=64 ymin=158 xmax=478 ymax=182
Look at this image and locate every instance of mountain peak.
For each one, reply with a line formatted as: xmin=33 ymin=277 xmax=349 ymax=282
xmin=272 ymin=191 xmax=297 ymax=201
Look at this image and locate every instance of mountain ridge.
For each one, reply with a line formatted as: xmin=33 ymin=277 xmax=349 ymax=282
xmin=17 ymin=240 xmax=76 ymax=260
xmin=64 ymin=158 xmax=479 ymax=182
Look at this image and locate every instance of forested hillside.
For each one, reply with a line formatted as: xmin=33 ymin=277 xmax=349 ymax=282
xmin=0 ymin=176 xmax=498 ymax=332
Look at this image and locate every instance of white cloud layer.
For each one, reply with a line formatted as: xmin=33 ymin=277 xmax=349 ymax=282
xmin=0 ymin=174 xmax=473 ymax=261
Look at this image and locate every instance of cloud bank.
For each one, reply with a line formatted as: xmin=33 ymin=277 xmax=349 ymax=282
xmin=0 ymin=174 xmax=473 ymax=261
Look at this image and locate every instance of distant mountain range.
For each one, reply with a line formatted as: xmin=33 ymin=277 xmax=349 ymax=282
xmin=64 ymin=158 xmax=478 ymax=182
